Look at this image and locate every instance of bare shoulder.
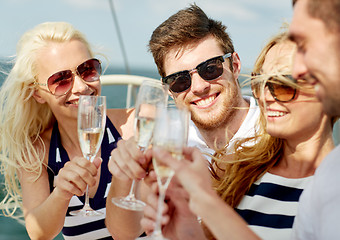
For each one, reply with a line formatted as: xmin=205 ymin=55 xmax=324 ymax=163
xmin=19 ymin=128 xmax=53 ymax=210
xmin=32 ymin=127 xmax=53 ymax=166
xmin=107 ymin=108 xmax=135 ymax=139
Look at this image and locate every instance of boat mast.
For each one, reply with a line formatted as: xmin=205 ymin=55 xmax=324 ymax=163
xmin=108 ymin=0 xmax=131 ymax=75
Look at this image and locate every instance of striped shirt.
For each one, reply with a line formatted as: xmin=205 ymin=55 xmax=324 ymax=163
xmin=47 ymin=117 xmax=120 ymax=240
xmin=235 ymin=172 xmax=312 ymax=240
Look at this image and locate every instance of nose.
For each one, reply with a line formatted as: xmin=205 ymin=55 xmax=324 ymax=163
xmin=189 ymin=70 xmax=210 ymax=94
xmin=71 ymin=74 xmax=89 ymax=94
xmin=292 ymin=51 xmax=308 ymax=81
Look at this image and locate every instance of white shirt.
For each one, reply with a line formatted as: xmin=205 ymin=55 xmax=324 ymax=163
xmin=187 ymin=96 xmax=260 ymax=161
xmin=291 ymin=145 xmax=340 ymax=240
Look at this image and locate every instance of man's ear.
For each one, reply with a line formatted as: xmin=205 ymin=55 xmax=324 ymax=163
xmin=232 ymin=52 xmax=241 ymax=79
xmin=32 ymin=90 xmax=46 ymax=104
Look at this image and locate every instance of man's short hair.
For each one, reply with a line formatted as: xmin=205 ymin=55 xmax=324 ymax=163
xmin=293 ymin=0 xmax=340 ymax=32
xmin=148 ymin=4 xmax=235 ymax=78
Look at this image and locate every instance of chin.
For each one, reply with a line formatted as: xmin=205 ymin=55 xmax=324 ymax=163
xmin=191 ymin=113 xmax=225 ymax=130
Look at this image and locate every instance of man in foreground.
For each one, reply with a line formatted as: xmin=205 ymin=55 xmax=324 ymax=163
xmin=289 ymin=0 xmax=340 ymax=238
xmin=105 ymin=4 xmax=260 ymax=239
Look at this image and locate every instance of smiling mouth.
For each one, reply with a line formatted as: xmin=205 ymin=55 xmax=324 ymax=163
xmin=67 ymin=100 xmax=79 ymax=106
xmin=267 ymin=110 xmax=286 ymax=117
xmin=67 ymin=93 xmax=96 ymax=105
xmin=192 ymin=93 xmax=219 ymax=107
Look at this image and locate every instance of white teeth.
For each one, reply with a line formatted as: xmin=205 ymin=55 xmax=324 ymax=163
xmin=267 ymin=111 xmax=286 ymax=117
xmin=195 ymin=96 xmax=215 ymax=106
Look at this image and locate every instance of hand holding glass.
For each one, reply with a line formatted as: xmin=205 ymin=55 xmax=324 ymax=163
xmin=111 ymin=80 xmax=168 ymax=211
xmin=137 ymin=106 xmax=190 ymax=240
xmin=69 ymin=95 xmax=106 ymax=217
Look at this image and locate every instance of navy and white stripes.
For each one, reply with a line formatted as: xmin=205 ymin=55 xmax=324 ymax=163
xmin=235 ymin=172 xmax=312 ymax=240
xmin=48 ymin=117 xmax=121 ymax=239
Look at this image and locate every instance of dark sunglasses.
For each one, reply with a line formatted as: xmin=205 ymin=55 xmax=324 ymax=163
xmin=162 ymin=53 xmax=232 ymax=93
xmin=34 ymin=58 xmax=101 ymax=96
xmin=252 ymin=74 xmax=297 ymax=102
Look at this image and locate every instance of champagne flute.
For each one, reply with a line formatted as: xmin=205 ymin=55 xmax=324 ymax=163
xmin=112 ymin=80 xmax=168 ymax=211
xmin=137 ymin=106 xmax=190 ymax=240
xmin=69 ymin=95 xmax=106 ymax=217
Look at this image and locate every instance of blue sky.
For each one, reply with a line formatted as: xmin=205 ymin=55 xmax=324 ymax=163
xmin=0 ymin=0 xmax=292 ymax=75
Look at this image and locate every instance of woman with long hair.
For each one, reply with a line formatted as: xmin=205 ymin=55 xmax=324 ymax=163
xmin=0 ymin=22 xmax=134 ymax=239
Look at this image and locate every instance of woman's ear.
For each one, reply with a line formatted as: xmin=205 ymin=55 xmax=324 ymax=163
xmin=32 ymin=90 xmax=46 ymax=104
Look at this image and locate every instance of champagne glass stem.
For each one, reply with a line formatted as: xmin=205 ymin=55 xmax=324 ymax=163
xmin=84 ymin=155 xmax=93 ymax=210
xmin=126 ymin=179 xmax=137 ymax=200
xmin=153 ymin=186 xmax=166 ymax=237
xmin=84 ymin=185 xmax=90 ymax=209
xmin=123 ymin=145 xmax=145 ymax=201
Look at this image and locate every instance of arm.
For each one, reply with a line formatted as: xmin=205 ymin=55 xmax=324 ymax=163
xmin=151 ymin=147 xmax=261 ymax=240
xmin=20 ymin=156 xmax=101 ymax=240
xmin=107 ymin=108 xmax=135 ymax=140
xmin=106 ymin=138 xmax=153 ymax=239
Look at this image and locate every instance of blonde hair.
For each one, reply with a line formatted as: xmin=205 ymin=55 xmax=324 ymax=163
xmin=0 ymin=22 xmax=93 ymax=217
xmin=212 ymin=30 xmax=292 ymax=208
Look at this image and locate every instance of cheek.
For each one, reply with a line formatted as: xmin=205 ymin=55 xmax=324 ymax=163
xmin=295 ymin=102 xmax=323 ymax=121
xmin=91 ymin=82 xmax=102 ymax=94
xmin=172 ymin=92 xmax=186 ymax=104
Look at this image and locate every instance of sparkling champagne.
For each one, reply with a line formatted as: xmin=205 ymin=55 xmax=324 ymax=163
xmin=135 ymin=116 xmax=155 ymax=149
xmin=153 ymin=145 xmax=182 ymax=188
xmin=79 ymin=128 xmax=102 ymax=159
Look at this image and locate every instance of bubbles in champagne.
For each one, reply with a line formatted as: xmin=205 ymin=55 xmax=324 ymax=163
xmin=78 ymin=128 xmax=102 ymax=159
xmin=135 ymin=116 xmax=155 ymax=149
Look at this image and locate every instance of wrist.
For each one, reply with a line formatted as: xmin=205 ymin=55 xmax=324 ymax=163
xmin=52 ymin=186 xmax=74 ymax=202
xmin=190 ymin=188 xmax=220 ymax=219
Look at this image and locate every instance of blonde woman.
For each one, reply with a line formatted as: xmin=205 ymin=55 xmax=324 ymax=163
xmin=140 ymin=31 xmax=335 ymax=240
xmin=0 ymin=22 xmax=134 ymax=239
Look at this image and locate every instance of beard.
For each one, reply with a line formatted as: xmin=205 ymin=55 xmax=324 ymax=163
xmin=190 ymin=90 xmax=240 ymax=130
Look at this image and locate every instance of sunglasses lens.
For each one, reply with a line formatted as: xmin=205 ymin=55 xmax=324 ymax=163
xmin=268 ymin=81 xmax=296 ymax=102
xmin=197 ymin=57 xmax=224 ymax=80
xmin=77 ymin=59 xmax=101 ymax=82
xmin=47 ymin=70 xmax=73 ymax=96
xmin=163 ymin=55 xmax=225 ymax=93
xmin=164 ymin=72 xmax=192 ymax=93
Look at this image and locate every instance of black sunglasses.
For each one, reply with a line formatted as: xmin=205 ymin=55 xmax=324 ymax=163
xmin=162 ymin=53 xmax=232 ymax=93
xmin=34 ymin=58 xmax=101 ymax=96
xmin=252 ymin=74 xmax=297 ymax=102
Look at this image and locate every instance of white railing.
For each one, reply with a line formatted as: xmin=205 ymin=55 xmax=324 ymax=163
xmin=100 ymin=74 xmax=160 ymax=108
